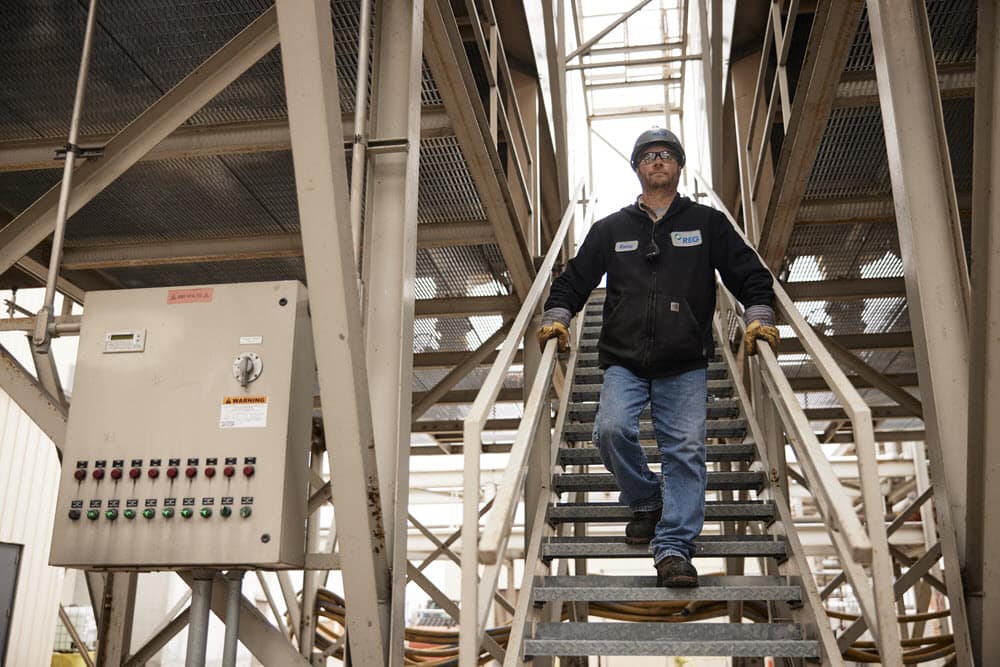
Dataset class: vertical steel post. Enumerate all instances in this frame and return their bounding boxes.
[967,2,1000,663]
[186,573,213,667]
[275,1,390,663]
[361,1,424,664]
[96,571,137,667]
[865,1,974,663]
[221,571,243,667]
[34,0,98,354]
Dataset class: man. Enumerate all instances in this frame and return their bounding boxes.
[537,127,779,587]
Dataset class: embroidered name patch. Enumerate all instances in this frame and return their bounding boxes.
[615,240,639,252]
[670,230,703,247]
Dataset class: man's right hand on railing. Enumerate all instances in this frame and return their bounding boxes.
[537,307,571,352]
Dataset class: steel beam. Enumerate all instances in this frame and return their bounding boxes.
[0,342,67,449]
[424,0,534,299]
[0,7,280,277]
[414,295,518,317]
[361,1,425,662]
[790,372,917,392]
[56,222,493,270]
[566,53,700,71]
[867,2,974,662]
[96,572,137,667]
[967,2,1000,663]
[275,1,389,663]
[783,277,906,300]
[413,348,523,368]
[564,0,652,61]
[0,110,452,173]
[757,0,864,270]
[13,256,87,304]
[782,331,913,355]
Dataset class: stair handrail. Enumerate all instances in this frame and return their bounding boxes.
[458,181,587,666]
[693,171,904,660]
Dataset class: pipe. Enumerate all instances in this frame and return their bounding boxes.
[221,571,243,667]
[349,0,374,265]
[185,573,213,667]
[33,0,98,353]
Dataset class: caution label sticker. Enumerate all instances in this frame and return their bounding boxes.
[220,395,268,429]
[167,288,213,304]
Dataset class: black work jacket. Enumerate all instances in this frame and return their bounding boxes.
[545,195,774,378]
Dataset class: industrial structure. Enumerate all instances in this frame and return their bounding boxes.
[0,0,995,665]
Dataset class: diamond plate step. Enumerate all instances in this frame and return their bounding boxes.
[574,362,730,380]
[571,381,734,401]
[548,500,775,523]
[525,622,820,658]
[532,575,802,602]
[558,443,756,466]
[542,535,788,559]
[563,418,747,441]
[569,398,741,421]
[553,471,765,493]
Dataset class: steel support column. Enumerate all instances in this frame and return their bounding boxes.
[275,1,390,663]
[866,1,973,663]
[361,1,424,663]
[0,343,67,449]
[967,1,1000,663]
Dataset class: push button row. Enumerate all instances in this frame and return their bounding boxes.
[73,465,255,482]
[70,506,251,520]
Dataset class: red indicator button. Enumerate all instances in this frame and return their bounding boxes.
[110,468,123,480]
[243,465,255,478]
[204,467,216,478]
[129,468,141,479]
[223,466,235,478]
[74,469,86,482]
[148,468,160,479]
[92,469,105,480]
[185,467,197,479]
[166,467,178,479]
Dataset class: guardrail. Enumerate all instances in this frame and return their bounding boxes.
[693,171,904,664]
[458,182,590,666]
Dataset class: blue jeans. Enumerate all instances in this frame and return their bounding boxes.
[592,365,707,562]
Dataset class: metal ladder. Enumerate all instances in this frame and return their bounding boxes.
[521,290,823,662]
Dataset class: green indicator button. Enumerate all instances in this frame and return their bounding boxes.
[200,508,212,519]
[220,506,232,518]
[142,509,155,520]
[123,509,136,520]
[162,508,174,519]
[239,506,252,519]
[180,508,193,519]
[86,510,99,521]
[105,509,118,520]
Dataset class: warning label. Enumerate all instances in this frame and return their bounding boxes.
[220,395,268,429]
[167,288,213,304]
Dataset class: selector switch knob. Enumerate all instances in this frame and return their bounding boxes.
[124,509,136,520]
[105,509,118,521]
[200,508,212,518]
[220,506,232,518]
[162,508,174,519]
[239,506,252,518]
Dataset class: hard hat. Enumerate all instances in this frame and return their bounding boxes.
[630,127,686,169]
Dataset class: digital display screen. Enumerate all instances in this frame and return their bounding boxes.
[110,333,135,341]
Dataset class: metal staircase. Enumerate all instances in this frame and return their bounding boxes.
[522,292,824,661]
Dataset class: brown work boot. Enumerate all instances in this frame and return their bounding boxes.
[624,507,661,544]
[655,555,699,587]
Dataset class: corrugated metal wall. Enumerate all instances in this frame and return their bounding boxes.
[0,388,63,665]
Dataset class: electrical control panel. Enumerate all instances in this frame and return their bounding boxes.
[49,281,315,570]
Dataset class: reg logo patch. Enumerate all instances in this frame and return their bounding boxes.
[670,230,703,247]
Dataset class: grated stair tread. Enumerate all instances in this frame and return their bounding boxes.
[553,471,765,493]
[525,622,819,658]
[568,398,741,421]
[548,500,774,523]
[532,575,802,602]
[563,418,747,440]
[558,443,755,466]
[542,535,788,559]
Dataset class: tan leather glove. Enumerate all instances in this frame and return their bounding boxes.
[744,319,779,356]
[537,321,570,353]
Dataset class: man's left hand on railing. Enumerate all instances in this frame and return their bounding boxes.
[537,307,571,352]
[743,304,779,356]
